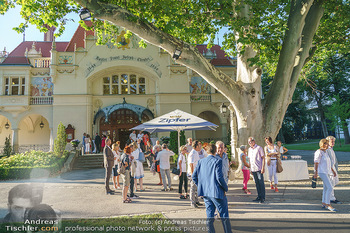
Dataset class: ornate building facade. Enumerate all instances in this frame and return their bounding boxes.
[0,24,235,152]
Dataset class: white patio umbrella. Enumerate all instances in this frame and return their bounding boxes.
[131,109,218,152]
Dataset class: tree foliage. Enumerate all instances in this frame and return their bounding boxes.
[54,122,67,157]
[1,0,350,152]
[2,135,12,157]
[169,131,186,155]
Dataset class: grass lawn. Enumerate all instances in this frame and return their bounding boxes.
[286,139,350,152]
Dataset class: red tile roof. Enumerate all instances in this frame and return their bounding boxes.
[196,44,227,59]
[196,44,234,66]
[210,58,234,66]
[8,41,68,58]
[65,21,94,52]
[0,56,30,65]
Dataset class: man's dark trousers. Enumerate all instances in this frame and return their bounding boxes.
[252,171,265,201]
[204,196,231,233]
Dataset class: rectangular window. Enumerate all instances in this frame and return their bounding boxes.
[11,77,19,95]
[5,77,9,95]
[103,77,110,94]
[21,78,25,95]
[130,75,137,94]
[139,77,145,94]
[112,75,119,94]
[121,74,128,94]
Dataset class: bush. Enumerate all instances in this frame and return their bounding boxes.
[169,131,186,154]
[54,122,67,157]
[2,135,12,157]
[0,151,67,180]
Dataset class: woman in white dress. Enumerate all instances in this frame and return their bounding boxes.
[132,142,145,191]
[112,143,121,189]
[84,134,91,154]
[264,136,280,192]
[314,139,337,211]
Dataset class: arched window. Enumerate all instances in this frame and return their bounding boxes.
[103,73,146,95]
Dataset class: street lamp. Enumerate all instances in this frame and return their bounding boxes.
[172,48,182,60]
[39,118,44,129]
[5,121,10,129]
[79,8,91,21]
[220,103,227,115]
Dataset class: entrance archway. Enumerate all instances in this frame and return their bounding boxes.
[99,109,151,148]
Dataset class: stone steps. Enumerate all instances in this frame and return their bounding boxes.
[73,154,104,170]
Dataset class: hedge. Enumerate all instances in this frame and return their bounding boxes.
[0,151,67,180]
[0,163,63,180]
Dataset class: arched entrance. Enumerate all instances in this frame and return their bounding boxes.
[94,102,154,148]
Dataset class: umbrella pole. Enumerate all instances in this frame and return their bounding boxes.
[178,130,180,156]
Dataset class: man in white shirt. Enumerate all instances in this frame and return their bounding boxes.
[129,130,137,143]
[188,140,201,208]
[216,141,230,184]
[326,136,342,204]
[186,138,193,153]
[155,144,174,191]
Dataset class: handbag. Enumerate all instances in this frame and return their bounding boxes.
[138,152,145,163]
[311,176,317,188]
[117,162,126,175]
[171,167,180,175]
[276,158,283,173]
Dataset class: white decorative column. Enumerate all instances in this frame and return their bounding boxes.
[49,127,54,151]
[12,128,19,153]
[221,122,227,142]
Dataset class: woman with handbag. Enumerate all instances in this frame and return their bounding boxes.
[264,137,280,192]
[132,141,145,191]
[112,143,121,190]
[120,146,132,203]
[178,145,189,199]
[314,139,337,212]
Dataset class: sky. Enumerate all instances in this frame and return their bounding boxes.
[0,7,80,54]
[0,6,225,55]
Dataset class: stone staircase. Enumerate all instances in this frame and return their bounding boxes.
[73,154,104,170]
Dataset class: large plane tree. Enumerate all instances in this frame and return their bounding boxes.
[1,0,349,158]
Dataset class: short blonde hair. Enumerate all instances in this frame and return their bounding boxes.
[319,139,328,148]
[326,136,336,141]
[112,143,119,151]
[131,142,138,149]
[180,145,187,152]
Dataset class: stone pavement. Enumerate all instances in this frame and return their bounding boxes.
[0,166,349,232]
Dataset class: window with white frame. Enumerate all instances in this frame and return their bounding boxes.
[4,76,25,95]
[103,73,146,95]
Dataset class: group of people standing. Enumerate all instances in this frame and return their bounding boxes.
[238,135,341,212]
[82,132,107,154]
[238,137,288,203]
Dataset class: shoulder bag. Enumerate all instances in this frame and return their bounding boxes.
[276,158,283,173]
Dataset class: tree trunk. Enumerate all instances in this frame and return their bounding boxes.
[341,120,350,144]
[315,95,328,138]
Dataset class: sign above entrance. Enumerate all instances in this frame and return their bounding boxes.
[86,55,162,78]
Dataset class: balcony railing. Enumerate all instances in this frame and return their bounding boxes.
[34,58,51,68]
[30,96,53,105]
[190,94,211,102]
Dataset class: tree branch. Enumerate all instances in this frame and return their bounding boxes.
[262,0,316,137]
[76,0,244,104]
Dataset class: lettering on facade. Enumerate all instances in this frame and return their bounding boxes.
[86,55,162,78]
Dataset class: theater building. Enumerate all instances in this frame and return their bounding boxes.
[0,24,235,152]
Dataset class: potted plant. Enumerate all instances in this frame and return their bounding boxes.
[70,139,80,151]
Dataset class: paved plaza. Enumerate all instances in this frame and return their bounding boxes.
[1,151,350,232]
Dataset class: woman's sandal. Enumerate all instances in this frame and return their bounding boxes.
[123,199,132,203]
